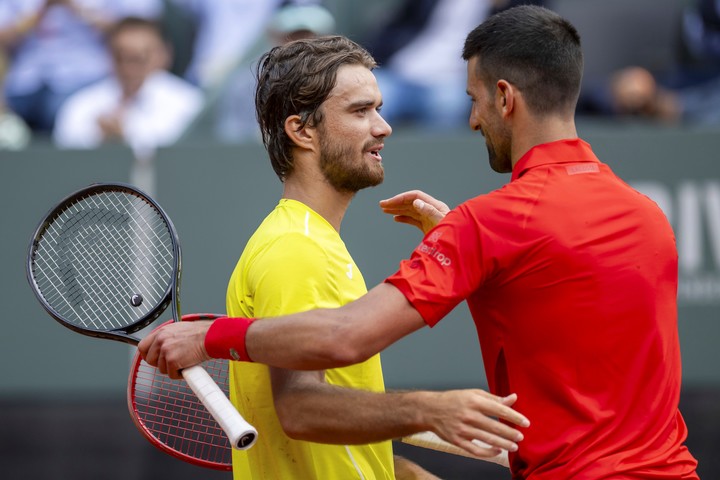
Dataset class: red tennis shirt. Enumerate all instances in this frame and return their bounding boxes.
[386,139,699,479]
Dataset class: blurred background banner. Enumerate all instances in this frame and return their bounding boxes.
[1,0,718,478]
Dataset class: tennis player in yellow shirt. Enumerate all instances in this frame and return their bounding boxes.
[145,35,528,479]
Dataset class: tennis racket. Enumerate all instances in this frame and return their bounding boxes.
[130,334,508,468]
[26,183,258,454]
[129,314,233,470]
[401,431,509,467]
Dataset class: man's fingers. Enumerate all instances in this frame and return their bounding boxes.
[138,321,212,380]
[379,190,424,207]
[478,416,525,445]
[453,427,514,457]
[138,329,159,364]
[412,199,444,221]
[137,326,176,377]
[494,397,530,428]
[459,440,504,459]
[380,190,448,212]
[456,417,523,454]
[380,192,448,236]
[392,215,422,229]
[474,390,530,427]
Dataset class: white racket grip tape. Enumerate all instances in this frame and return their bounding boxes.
[182,365,258,450]
[401,431,509,468]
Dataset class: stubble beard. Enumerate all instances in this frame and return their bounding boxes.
[320,137,384,192]
[486,125,513,174]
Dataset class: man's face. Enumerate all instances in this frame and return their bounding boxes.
[466,57,512,174]
[110,27,167,96]
[315,64,392,192]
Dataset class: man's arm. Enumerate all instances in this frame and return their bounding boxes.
[139,282,423,374]
[248,282,425,370]
[271,367,526,454]
[139,285,530,456]
[274,367,451,477]
[139,190,451,374]
[0,3,46,49]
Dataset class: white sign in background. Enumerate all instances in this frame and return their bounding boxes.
[633,180,720,305]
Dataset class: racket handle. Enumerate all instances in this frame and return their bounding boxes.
[182,364,258,450]
[401,431,509,467]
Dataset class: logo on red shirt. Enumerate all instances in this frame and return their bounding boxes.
[417,242,452,267]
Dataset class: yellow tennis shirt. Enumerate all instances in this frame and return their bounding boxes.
[226,199,394,480]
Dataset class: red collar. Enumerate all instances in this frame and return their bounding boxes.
[511,139,600,182]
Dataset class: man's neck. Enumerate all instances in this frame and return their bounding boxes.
[282,178,354,232]
[511,115,578,169]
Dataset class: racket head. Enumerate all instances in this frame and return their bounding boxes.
[128,314,232,470]
[27,183,180,344]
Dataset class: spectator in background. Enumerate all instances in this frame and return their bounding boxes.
[577,67,682,123]
[52,17,203,160]
[0,0,162,133]
[676,0,720,82]
[577,0,720,126]
[0,52,30,151]
[166,0,284,89]
[214,0,336,143]
[362,0,544,131]
[265,0,337,44]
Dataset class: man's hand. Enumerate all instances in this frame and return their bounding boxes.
[138,320,213,379]
[379,190,450,234]
[425,390,529,458]
[97,112,125,142]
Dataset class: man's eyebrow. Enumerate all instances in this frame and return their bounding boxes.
[346,99,376,110]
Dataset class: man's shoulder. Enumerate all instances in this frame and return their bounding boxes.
[459,184,513,208]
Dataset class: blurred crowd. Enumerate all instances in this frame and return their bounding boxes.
[577,0,720,125]
[1,0,719,154]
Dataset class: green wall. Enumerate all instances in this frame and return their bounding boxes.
[1,123,718,396]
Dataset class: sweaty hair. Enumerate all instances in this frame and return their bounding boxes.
[462,5,583,116]
[255,35,377,181]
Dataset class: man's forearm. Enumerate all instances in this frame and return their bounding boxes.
[274,381,438,444]
[273,378,527,455]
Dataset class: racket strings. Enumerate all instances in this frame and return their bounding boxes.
[132,358,232,466]
[32,190,175,331]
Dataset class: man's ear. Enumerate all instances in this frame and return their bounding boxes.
[496,79,514,116]
[284,115,316,151]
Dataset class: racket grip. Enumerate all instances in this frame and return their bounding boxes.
[182,364,258,450]
[401,431,509,467]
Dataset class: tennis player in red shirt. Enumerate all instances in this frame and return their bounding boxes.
[140,5,700,479]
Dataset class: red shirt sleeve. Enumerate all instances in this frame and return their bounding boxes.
[385,204,492,326]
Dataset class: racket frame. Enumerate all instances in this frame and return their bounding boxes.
[26,182,179,345]
[128,314,232,471]
[27,182,258,455]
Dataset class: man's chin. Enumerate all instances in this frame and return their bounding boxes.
[488,155,512,174]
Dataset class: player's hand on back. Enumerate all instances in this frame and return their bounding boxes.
[379,190,450,234]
